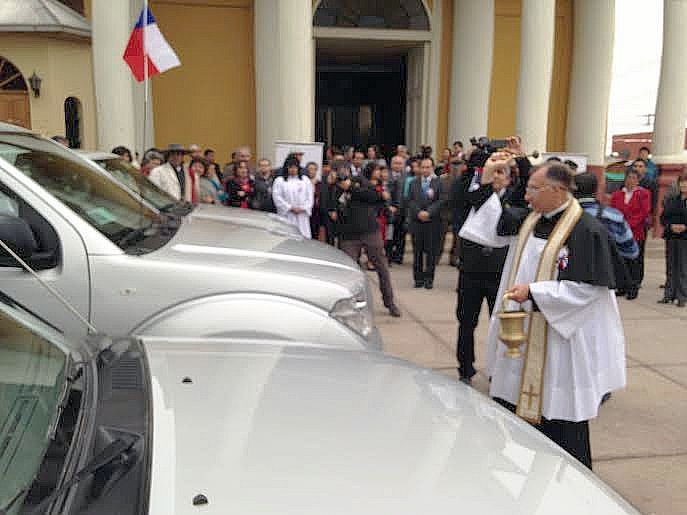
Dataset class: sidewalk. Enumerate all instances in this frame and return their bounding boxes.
[370,238,686,515]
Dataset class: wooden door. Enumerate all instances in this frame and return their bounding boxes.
[0,91,31,129]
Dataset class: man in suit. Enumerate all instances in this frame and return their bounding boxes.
[408,157,443,289]
[149,144,199,202]
[389,155,408,263]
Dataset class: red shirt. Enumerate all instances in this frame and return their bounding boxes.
[611,187,651,242]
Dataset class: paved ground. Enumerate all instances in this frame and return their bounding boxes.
[368,238,685,515]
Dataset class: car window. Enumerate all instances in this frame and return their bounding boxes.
[0,308,68,513]
[0,135,169,253]
[97,158,174,210]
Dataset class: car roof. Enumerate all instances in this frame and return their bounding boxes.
[0,122,36,134]
[76,150,120,161]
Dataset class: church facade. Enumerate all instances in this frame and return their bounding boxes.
[1,0,686,186]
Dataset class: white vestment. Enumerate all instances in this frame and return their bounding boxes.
[272,176,313,238]
[462,193,627,422]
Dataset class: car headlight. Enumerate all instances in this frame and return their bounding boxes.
[330,284,374,338]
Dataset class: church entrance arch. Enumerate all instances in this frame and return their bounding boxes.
[313,0,433,156]
[0,57,31,129]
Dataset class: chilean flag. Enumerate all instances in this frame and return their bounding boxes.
[123,7,180,82]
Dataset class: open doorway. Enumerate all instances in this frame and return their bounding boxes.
[315,40,428,157]
[312,0,433,156]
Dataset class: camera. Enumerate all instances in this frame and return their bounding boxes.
[468,136,508,169]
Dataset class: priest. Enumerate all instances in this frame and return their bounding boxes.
[461,152,626,469]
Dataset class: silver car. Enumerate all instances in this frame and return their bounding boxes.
[0,123,380,348]
[0,289,639,515]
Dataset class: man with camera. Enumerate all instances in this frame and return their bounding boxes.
[333,166,401,318]
[455,141,529,384]
[407,157,443,289]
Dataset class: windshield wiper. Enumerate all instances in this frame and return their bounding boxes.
[114,223,155,248]
[24,434,141,515]
[160,201,194,216]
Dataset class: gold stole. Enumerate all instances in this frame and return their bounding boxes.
[505,199,584,424]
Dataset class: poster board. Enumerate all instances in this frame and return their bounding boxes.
[274,141,324,180]
[540,153,588,174]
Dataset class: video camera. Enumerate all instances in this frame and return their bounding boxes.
[470,136,509,154]
[468,136,509,169]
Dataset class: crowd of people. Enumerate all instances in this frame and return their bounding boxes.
[102,137,687,316]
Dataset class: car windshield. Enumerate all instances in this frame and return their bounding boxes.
[95,157,175,211]
[0,134,169,253]
[0,302,69,513]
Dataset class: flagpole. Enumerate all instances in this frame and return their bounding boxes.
[142,0,149,161]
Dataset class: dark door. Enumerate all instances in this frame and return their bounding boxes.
[316,57,406,156]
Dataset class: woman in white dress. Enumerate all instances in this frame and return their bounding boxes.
[272,157,314,238]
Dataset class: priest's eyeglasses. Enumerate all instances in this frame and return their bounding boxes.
[525,184,552,195]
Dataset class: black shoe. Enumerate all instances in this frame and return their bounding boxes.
[657,297,674,304]
[414,281,424,288]
[388,305,402,317]
[626,290,638,300]
[424,280,434,290]
[615,290,626,297]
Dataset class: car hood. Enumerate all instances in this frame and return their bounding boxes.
[145,340,639,515]
[159,211,358,274]
[141,213,363,312]
[190,204,301,236]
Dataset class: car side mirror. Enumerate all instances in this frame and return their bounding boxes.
[0,214,38,262]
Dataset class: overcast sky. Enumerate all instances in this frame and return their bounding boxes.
[607,0,664,136]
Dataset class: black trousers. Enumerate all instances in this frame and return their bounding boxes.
[666,238,687,302]
[391,215,408,263]
[494,398,593,470]
[456,272,499,379]
[412,222,441,283]
[638,236,647,285]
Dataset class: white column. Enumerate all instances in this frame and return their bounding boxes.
[255,0,314,162]
[425,0,443,152]
[515,0,555,153]
[448,0,494,148]
[91,0,137,153]
[565,0,614,165]
[653,0,687,163]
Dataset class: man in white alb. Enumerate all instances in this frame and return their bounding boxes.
[460,152,626,469]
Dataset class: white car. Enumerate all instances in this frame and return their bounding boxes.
[0,289,640,515]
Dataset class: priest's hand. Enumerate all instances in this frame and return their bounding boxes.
[506,283,530,304]
[671,223,687,234]
[418,210,430,222]
[481,152,511,185]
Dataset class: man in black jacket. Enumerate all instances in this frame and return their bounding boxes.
[455,148,530,384]
[407,157,443,289]
[334,171,401,317]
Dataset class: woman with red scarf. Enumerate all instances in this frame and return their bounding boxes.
[226,161,255,208]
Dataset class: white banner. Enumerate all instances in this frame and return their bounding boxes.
[274,141,324,180]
